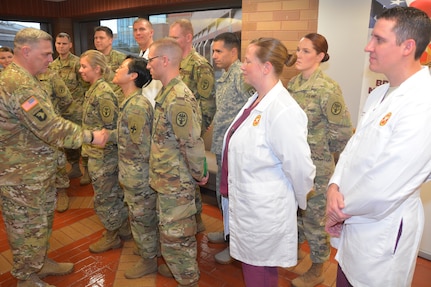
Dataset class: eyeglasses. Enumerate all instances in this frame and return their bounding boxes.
[148,55,162,63]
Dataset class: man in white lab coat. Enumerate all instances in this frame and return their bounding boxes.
[325,6,431,287]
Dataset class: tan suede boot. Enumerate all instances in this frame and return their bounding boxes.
[157,263,173,278]
[38,258,74,278]
[18,274,56,287]
[195,213,205,233]
[89,229,122,253]
[80,166,91,185]
[56,189,69,213]
[291,262,324,287]
[214,246,233,264]
[124,257,157,279]
[118,219,132,240]
[67,162,82,179]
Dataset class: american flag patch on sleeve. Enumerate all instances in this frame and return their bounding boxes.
[21,96,39,112]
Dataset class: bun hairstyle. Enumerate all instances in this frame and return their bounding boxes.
[250,37,296,76]
[285,53,297,67]
[80,49,110,76]
[303,33,330,63]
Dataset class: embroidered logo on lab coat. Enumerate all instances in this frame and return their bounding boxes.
[253,115,261,126]
[380,112,392,126]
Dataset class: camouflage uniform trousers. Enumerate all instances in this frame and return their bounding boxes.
[123,186,158,259]
[297,175,330,263]
[0,180,56,280]
[88,150,128,231]
[56,149,70,190]
[158,183,199,286]
[215,153,222,211]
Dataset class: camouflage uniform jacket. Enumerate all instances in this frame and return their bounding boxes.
[211,60,254,155]
[50,53,88,106]
[106,49,127,103]
[150,76,206,194]
[180,48,215,133]
[287,68,352,178]
[50,53,88,124]
[82,77,118,159]
[0,63,90,185]
[109,89,154,191]
[37,67,73,116]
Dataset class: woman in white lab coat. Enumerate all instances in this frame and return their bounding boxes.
[219,37,316,287]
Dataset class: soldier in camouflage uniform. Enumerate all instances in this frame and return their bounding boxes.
[0,28,106,287]
[206,32,255,264]
[287,33,353,287]
[169,19,216,232]
[147,38,207,287]
[50,32,91,185]
[38,67,74,212]
[108,56,158,279]
[79,49,130,254]
[94,26,127,103]
[0,46,14,72]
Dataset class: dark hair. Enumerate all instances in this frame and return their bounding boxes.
[214,32,240,52]
[94,26,113,38]
[0,46,14,54]
[56,32,72,41]
[249,37,296,76]
[378,6,431,60]
[125,55,152,88]
[303,33,330,63]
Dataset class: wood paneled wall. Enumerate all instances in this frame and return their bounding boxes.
[1,0,240,19]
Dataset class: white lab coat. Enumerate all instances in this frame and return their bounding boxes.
[329,67,431,287]
[224,80,315,267]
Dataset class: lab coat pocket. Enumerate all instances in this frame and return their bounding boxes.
[235,180,293,235]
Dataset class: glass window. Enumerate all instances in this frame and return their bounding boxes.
[98,8,241,62]
[0,21,41,48]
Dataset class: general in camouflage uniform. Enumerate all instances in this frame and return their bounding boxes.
[79,50,129,253]
[50,32,90,184]
[288,60,352,286]
[108,56,158,279]
[0,28,96,287]
[148,38,206,287]
[38,67,74,212]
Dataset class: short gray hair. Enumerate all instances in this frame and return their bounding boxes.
[14,28,52,50]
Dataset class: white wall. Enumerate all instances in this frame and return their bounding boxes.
[317,0,372,127]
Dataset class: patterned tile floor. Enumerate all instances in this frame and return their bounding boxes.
[0,176,430,286]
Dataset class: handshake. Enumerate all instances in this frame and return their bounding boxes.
[90,128,110,147]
